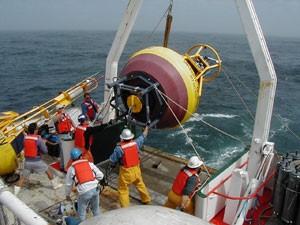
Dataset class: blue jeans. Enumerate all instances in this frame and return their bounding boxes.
[77,187,100,222]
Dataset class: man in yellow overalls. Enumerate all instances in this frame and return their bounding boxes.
[108,126,151,207]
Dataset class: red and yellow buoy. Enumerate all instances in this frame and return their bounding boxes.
[116,44,221,129]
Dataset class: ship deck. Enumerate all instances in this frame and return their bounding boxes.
[2,145,215,224]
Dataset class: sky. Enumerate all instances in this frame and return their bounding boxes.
[0,0,299,38]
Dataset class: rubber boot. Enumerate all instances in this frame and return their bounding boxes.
[14,186,21,196]
[51,177,63,190]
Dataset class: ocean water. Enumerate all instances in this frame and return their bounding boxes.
[1,30,300,169]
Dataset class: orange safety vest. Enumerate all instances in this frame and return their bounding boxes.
[120,140,140,168]
[74,124,88,148]
[83,100,98,120]
[172,168,200,197]
[24,134,41,158]
[56,114,72,134]
[72,159,95,185]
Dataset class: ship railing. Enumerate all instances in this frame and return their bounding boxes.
[208,170,275,200]
[195,149,249,221]
[195,148,276,223]
[0,77,98,142]
[0,180,48,225]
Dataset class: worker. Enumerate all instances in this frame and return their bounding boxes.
[74,114,92,154]
[108,126,151,207]
[81,92,100,121]
[65,148,104,222]
[52,104,76,171]
[65,114,94,171]
[14,122,63,195]
[163,156,203,215]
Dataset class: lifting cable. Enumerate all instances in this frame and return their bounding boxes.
[155,87,212,178]
[156,88,248,144]
[157,87,216,200]
[136,1,173,51]
[222,65,300,142]
[222,67,255,121]
[155,86,253,191]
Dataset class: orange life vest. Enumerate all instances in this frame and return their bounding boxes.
[172,168,200,197]
[74,124,88,148]
[56,114,72,134]
[24,134,41,158]
[83,100,98,120]
[120,140,140,168]
[72,159,95,185]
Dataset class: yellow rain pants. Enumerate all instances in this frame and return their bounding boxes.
[118,164,151,207]
[163,190,194,215]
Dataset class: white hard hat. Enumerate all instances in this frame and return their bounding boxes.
[120,129,134,140]
[56,104,65,110]
[187,156,203,168]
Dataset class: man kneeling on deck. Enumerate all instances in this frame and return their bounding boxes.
[65,148,104,222]
[163,156,203,215]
